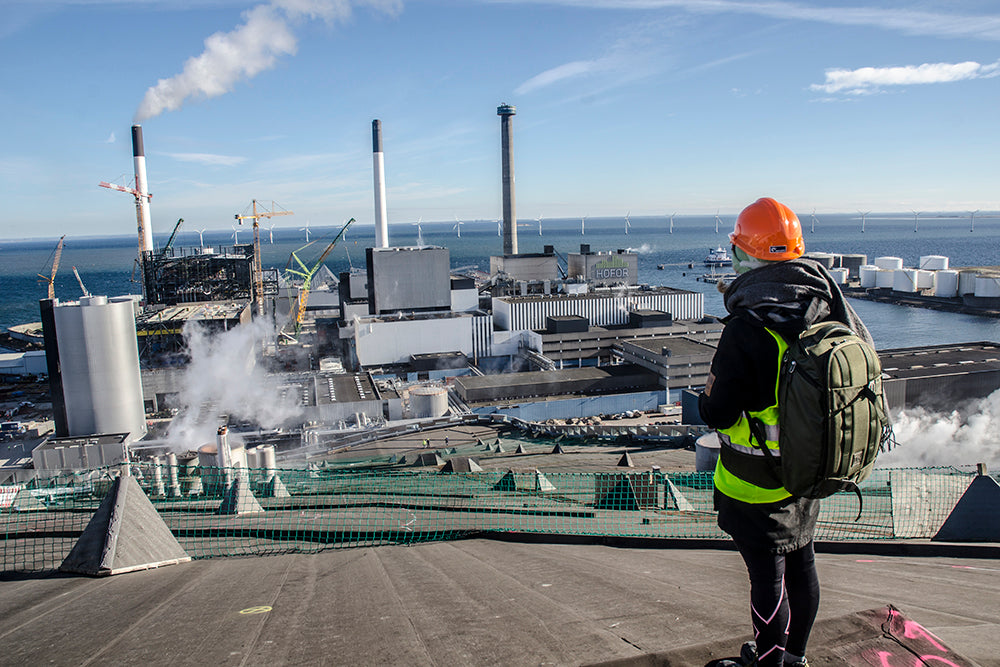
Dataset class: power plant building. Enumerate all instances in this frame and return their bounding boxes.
[567,248,639,286]
[366,246,451,314]
[492,286,704,332]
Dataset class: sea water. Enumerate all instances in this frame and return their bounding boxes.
[2,214,998,349]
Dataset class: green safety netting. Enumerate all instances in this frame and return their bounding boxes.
[0,463,980,573]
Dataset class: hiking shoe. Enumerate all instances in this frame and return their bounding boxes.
[784,659,808,667]
[740,641,758,664]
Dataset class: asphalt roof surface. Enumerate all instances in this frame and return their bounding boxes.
[2,538,998,666]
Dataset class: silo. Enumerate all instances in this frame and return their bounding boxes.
[410,384,449,418]
[52,295,146,441]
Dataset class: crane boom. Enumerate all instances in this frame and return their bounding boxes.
[37,235,66,300]
[72,266,90,297]
[162,218,184,256]
[284,218,354,338]
[235,200,293,317]
[100,177,153,300]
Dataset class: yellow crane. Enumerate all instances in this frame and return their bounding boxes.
[235,200,293,317]
[37,235,66,300]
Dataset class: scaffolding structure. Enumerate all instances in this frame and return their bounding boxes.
[141,245,277,307]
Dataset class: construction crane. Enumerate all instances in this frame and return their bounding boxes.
[37,235,66,300]
[161,218,184,257]
[72,266,91,298]
[283,218,354,339]
[235,200,293,317]
[99,176,152,299]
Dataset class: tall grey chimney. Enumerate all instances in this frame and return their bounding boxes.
[372,120,389,248]
[497,104,518,255]
[131,125,153,254]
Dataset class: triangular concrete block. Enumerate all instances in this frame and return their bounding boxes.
[262,475,290,499]
[534,470,556,492]
[494,443,506,453]
[551,443,565,454]
[218,476,264,515]
[11,489,46,511]
[595,477,640,511]
[933,474,1000,541]
[440,457,484,473]
[666,479,695,512]
[515,444,528,454]
[60,475,190,576]
[617,451,635,467]
[388,454,398,464]
[493,470,521,492]
[494,437,502,446]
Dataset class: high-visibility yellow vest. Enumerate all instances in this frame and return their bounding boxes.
[713,328,792,504]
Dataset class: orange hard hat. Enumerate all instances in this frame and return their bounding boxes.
[729,197,804,261]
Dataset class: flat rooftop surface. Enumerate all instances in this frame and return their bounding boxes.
[2,539,998,666]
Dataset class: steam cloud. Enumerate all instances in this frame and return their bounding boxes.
[135,0,401,122]
[164,318,303,451]
[877,388,1000,469]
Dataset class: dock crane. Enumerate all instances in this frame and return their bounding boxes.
[235,200,293,317]
[99,176,152,299]
[161,218,184,257]
[37,235,66,299]
[283,218,354,340]
[72,267,91,298]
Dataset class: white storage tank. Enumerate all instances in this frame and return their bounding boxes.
[805,252,835,269]
[959,271,980,295]
[52,295,146,441]
[875,256,904,271]
[915,270,934,290]
[410,384,449,418]
[975,276,1000,298]
[875,269,895,289]
[935,270,959,297]
[892,269,918,293]
[859,265,879,288]
[829,267,849,284]
[919,255,949,271]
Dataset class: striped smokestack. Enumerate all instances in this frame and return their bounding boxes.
[372,120,389,249]
[131,125,153,254]
[497,104,518,255]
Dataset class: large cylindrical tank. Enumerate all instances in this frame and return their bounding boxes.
[975,276,1000,298]
[53,295,146,440]
[410,384,449,418]
[875,269,895,288]
[892,269,917,293]
[859,265,879,288]
[934,270,959,297]
[695,432,720,472]
[919,255,949,271]
[806,252,835,269]
[959,271,980,295]
[839,254,867,279]
[875,256,903,271]
[915,270,934,290]
[829,267,849,284]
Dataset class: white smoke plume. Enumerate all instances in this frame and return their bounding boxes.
[135,0,402,122]
[164,318,303,451]
[877,388,1000,470]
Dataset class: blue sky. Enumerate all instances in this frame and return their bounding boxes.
[2,0,999,239]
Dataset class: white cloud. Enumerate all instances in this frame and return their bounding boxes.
[166,152,248,166]
[490,1,1000,41]
[810,60,1000,95]
[515,59,603,94]
[105,131,116,144]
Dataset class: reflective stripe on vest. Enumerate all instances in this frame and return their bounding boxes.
[713,327,792,504]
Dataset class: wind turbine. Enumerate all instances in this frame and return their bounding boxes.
[668,213,675,234]
[196,228,206,248]
[810,209,818,233]
[537,215,543,236]
[453,215,463,238]
[300,220,311,242]
[969,209,979,232]
[496,218,502,237]
[414,216,424,246]
[911,210,921,233]
[267,223,276,244]
[624,211,631,235]
[581,216,586,235]
[858,211,870,233]
[231,225,241,245]
[715,210,722,234]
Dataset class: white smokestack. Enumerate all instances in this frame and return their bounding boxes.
[132,125,153,254]
[372,119,389,248]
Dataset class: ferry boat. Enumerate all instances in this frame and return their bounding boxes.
[704,246,732,267]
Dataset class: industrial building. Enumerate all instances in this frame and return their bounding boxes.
[879,341,1000,411]
[616,336,719,399]
[136,301,252,366]
[141,244,276,307]
[567,246,639,286]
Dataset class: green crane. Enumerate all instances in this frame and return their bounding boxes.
[283,217,354,338]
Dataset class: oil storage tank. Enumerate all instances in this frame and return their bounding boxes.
[410,384,449,418]
[49,296,147,442]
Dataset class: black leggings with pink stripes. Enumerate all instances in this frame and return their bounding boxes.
[734,539,820,666]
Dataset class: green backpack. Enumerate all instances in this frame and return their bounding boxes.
[748,320,892,507]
